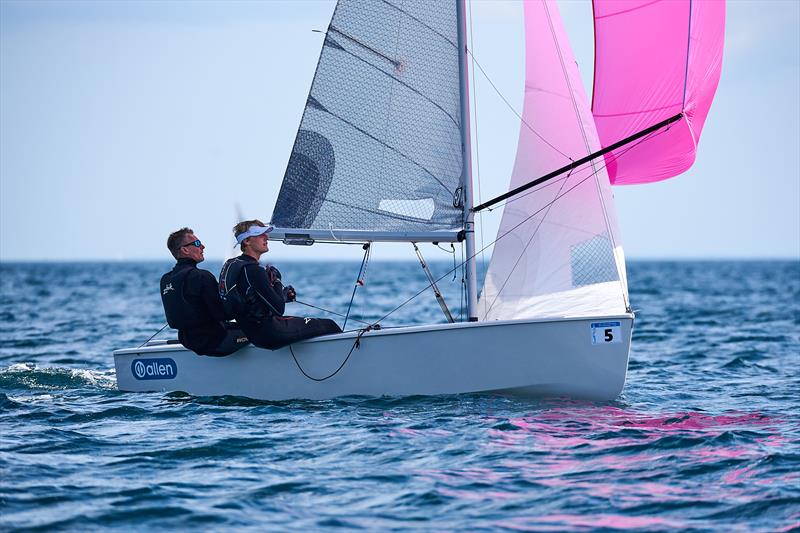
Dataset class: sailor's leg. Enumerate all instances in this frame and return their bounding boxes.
[257,316,342,350]
[203,328,250,356]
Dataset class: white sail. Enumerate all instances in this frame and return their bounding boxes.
[479,0,628,320]
[270,0,466,238]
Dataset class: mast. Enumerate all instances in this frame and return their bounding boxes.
[456,0,479,322]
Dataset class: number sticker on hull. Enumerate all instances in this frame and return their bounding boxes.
[590,321,621,345]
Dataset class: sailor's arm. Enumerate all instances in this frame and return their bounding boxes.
[267,266,296,302]
[247,264,286,316]
[197,270,228,322]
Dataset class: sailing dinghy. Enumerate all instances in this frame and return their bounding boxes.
[114,0,724,400]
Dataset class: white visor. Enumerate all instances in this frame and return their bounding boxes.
[235,224,273,245]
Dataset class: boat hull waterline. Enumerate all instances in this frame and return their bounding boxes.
[114,315,634,401]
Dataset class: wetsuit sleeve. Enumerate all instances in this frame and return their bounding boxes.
[244,263,286,316]
[194,270,228,322]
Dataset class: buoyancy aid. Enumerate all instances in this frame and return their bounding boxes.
[219,257,271,322]
[160,262,208,330]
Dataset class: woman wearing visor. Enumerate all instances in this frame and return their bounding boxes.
[218,219,342,350]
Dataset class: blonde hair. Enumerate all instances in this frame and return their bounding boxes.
[233,219,267,251]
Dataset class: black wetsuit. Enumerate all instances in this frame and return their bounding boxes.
[160,258,248,356]
[222,254,341,350]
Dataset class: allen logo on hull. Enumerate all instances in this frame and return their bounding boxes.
[132,358,178,380]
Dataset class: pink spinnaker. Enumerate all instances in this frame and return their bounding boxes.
[592,0,725,185]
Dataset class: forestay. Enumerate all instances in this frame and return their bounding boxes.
[479,0,628,321]
[271,0,466,238]
[592,0,725,185]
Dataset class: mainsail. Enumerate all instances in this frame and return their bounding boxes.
[592,0,725,185]
[479,0,628,320]
[270,0,466,237]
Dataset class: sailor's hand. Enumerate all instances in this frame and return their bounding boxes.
[284,285,297,302]
[267,265,282,285]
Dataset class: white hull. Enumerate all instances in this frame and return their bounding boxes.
[114,315,633,401]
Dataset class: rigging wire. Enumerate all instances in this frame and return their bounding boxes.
[138,324,169,348]
[481,173,573,318]
[543,0,631,313]
[343,243,371,330]
[373,125,673,325]
[465,48,573,162]
[285,131,672,378]
[294,299,373,327]
[284,127,668,332]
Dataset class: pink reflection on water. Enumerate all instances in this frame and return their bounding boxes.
[412,406,787,518]
[494,513,687,531]
[486,407,777,454]
[480,405,784,508]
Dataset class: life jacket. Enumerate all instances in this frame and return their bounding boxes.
[219,257,269,322]
[160,263,208,330]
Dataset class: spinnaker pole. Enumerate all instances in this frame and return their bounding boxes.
[456,0,479,322]
[472,112,684,213]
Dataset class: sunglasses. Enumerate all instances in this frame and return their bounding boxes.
[181,239,202,248]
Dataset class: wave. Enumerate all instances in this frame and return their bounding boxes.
[0,363,116,391]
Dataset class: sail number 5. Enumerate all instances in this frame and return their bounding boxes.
[590,321,622,345]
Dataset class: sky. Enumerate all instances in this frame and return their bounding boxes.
[1,0,798,262]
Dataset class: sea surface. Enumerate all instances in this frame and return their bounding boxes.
[1,260,798,532]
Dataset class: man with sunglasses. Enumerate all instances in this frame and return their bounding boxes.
[160,227,248,356]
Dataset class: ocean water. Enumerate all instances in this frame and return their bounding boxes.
[1,260,798,531]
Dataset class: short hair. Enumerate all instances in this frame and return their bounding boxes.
[233,219,267,251]
[167,227,193,259]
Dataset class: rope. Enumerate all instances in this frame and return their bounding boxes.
[138,323,169,348]
[289,325,375,382]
